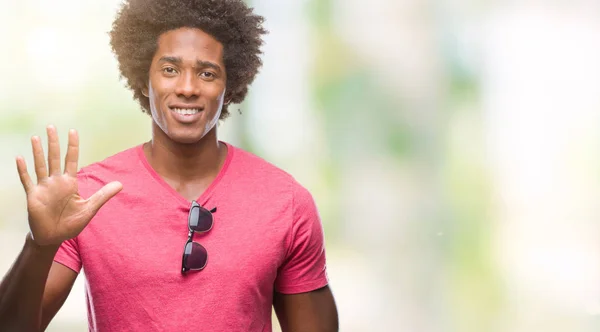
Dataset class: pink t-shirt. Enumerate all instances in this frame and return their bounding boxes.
[53,143,329,331]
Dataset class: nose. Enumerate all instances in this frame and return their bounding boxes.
[174,72,200,99]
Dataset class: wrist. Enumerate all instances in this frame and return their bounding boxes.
[25,232,60,256]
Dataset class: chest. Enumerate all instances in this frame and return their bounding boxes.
[78,197,290,295]
[163,178,212,202]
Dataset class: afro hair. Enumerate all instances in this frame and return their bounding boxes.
[109,0,267,119]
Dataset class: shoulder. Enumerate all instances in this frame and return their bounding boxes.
[225,144,316,205]
[77,145,140,177]
[76,145,141,195]
[228,144,308,191]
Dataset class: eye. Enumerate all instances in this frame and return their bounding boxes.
[200,72,215,79]
[162,67,178,75]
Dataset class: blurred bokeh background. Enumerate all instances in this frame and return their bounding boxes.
[1,0,600,331]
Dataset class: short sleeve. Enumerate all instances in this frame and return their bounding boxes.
[54,238,82,273]
[274,185,329,294]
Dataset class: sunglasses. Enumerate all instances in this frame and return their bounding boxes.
[181,201,216,274]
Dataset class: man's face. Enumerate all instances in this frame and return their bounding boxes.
[144,27,227,144]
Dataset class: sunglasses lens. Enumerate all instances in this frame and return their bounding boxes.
[183,241,208,271]
[189,205,213,232]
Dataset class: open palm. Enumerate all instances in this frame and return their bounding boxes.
[16,126,122,246]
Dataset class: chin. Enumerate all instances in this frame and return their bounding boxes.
[169,132,207,145]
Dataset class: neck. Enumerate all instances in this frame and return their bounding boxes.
[144,122,225,182]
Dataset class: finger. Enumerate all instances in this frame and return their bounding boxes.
[86,181,123,216]
[64,129,79,176]
[31,136,48,182]
[16,156,33,193]
[47,125,61,175]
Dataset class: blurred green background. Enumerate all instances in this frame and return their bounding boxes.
[1,0,600,331]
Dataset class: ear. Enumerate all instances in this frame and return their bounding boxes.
[140,78,150,97]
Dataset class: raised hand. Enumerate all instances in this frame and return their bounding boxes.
[15,126,122,246]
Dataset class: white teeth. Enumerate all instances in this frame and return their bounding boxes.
[172,108,199,115]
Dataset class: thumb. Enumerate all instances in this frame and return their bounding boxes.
[86,181,123,215]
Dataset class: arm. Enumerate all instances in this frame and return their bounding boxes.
[0,126,121,330]
[274,184,338,331]
[273,286,338,332]
[41,261,79,330]
[0,235,78,331]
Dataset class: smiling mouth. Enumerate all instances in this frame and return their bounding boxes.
[171,107,201,115]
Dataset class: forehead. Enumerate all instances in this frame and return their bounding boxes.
[154,27,224,64]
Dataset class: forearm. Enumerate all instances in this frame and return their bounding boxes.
[0,233,59,331]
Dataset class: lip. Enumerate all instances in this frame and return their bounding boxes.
[169,104,204,110]
[168,105,204,124]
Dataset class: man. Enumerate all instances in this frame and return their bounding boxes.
[0,0,338,331]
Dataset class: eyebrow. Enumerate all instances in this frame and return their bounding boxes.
[158,56,222,72]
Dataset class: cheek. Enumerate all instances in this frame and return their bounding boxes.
[147,87,160,112]
[147,88,167,126]
[148,80,172,108]
[208,84,226,104]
